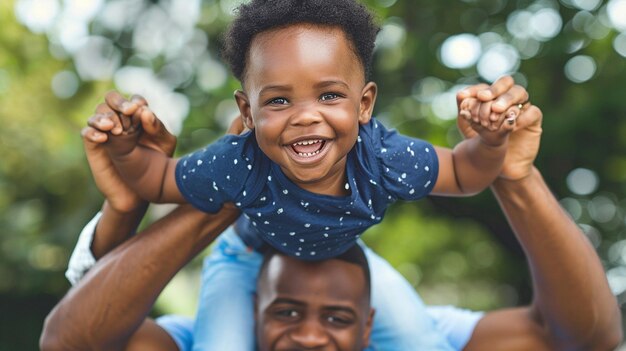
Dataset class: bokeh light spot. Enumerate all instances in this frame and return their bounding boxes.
[564,55,596,83]
[613,32,626,57]
[440,34,482,69]
[607,0,626,31]
[572,0,602,11]
[15,0,60,33]
[566,167,599,195]
[530,8,563,41]
[197,58,228,92]
[477,44,520,82]
[74,36,121,81]
[376,20,407,49]
[51,70,79,99]
[560,197,583,220]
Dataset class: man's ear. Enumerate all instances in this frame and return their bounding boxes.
[362,308,375,348]
[234,90,254,129]
[358,82,377,125]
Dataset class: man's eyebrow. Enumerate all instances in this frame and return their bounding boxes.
[323,306,357,316]
[270,298,306,306]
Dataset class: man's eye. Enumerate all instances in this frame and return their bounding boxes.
[325,315,352,326]
[320,93,340,101]
[268,97,288,105]
[275,309,299,319]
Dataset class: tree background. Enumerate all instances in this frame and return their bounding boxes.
[1,0,625,349]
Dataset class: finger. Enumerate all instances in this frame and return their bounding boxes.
[226,116,245,135]
[458,98,475,120]
[81,126,109,145]
[130,94,148,107]
[477,75,514,102]
[105,90,140,115]
[136,106,160,135]
[88,111,119,133]
[468,99,481,124]
[491,85,529,114]
[491,105,520,132]
[478,101,493,128]
[93,103,124,134]
[456,84,490,107]
[514,104,542,130]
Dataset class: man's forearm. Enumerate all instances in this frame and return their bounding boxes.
[490,168,622,349]
[452,137,507,195]
[41,205,239,350]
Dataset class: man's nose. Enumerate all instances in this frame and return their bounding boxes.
[289,103,323,127]
[289,318,330,348]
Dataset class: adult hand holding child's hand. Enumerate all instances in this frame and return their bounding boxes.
[456,77,543,181]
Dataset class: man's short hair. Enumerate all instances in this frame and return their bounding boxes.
[221,0,380,82]
[258,244,372,300]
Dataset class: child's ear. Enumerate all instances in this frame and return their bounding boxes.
[358,82,377,125]
[234,90,254,129]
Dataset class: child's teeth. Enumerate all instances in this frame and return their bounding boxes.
[293,139,321,146]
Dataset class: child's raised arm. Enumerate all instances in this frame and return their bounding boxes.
[90,91,184,204]
[431,76,529,196]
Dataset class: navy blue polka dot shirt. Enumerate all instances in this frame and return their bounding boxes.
[176,118,438,260]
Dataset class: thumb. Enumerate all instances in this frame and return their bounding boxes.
[514,105,543,131]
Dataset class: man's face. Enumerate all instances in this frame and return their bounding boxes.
[235,24,377,196]
[256,254,373,351]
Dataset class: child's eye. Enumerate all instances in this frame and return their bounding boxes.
[268,97,289,105]
[320,93,341,102]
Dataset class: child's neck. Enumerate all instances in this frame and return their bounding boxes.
[285,167,350,197]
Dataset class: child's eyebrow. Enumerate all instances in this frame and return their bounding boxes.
[314,80,349,90]
[259,84,291,95]
[259,80,350,95]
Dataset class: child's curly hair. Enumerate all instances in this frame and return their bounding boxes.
[222,0,380,83]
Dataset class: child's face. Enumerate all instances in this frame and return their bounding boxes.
[235,24,377,195]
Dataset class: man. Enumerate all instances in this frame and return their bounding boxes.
[40,86,622,350]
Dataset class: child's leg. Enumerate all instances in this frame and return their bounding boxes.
[192,226,262,351]
[362,243,455,350]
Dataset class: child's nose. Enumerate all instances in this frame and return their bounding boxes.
[290,104,323,127]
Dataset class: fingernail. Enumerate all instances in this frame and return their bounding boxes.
[121,102,132,112]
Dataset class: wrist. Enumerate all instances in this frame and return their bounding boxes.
[491,166,541,193]
[103,200,148,217]
[478,135,509,149]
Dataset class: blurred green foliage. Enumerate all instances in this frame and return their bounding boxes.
[1,0,625,349]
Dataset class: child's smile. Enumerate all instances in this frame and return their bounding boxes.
[286,138,330,163]
[235,24,377,196]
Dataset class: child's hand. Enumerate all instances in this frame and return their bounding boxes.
[82,94,176,212]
